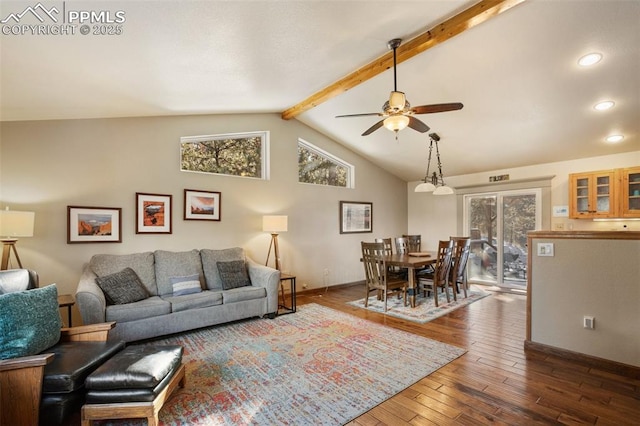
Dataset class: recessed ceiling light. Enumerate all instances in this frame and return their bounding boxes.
[606,134,624,143]
[594,100,615,111]
[578,52,603,67]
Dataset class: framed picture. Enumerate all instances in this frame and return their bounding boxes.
[339,201,372,234]
[184,189,221,221]
[67,206,122,243]
[136,192,172,234]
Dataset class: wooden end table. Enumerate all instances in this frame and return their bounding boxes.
[278,274,296,315]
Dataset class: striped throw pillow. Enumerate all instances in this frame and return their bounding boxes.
[170,274,202,296]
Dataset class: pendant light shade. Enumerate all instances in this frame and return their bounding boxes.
[414,133,455,195]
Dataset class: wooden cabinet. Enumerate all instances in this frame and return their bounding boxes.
[569,169,618,218]
[621,166,640,218]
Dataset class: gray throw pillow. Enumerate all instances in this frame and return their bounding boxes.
[96,268,150,305]
[217,260,251,290]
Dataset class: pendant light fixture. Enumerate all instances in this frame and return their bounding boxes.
[414,133,455,195]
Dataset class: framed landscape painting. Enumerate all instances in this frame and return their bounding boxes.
[67,206,122,243]
[184,189,221,221]
[339,201,372,234]
[136,192,172,234]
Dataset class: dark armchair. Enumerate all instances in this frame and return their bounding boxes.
[0,278,124,426]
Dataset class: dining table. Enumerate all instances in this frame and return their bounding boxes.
[382,252,436,308]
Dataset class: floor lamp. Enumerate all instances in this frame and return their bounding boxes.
[0,209,35,270]
[262,215,287,271]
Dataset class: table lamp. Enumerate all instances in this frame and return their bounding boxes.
[0,208,35,270]
[262,215,287,271]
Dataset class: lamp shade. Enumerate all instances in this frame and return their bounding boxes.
[262,215,288,233]
[0,210,35,238]
[414,182,436,193]
[433,185,455,195]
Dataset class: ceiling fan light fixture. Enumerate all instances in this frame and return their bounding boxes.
[389,91,406,110]
[383,114,409,132]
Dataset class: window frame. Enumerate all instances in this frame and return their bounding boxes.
[180,131,270,180]
[297,138,354,188]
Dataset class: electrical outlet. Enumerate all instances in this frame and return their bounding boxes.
[323,269,330,276]
[302,282,308,289]
[583,316,595,329]
[553,222,565,231]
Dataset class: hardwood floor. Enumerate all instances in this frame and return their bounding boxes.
[297,285,640,425]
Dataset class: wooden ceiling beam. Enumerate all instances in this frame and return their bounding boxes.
[281,0,526,120]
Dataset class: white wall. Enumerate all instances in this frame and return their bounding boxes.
[530,234,640,367]
[0,113,408,297]
[408,151,640,250]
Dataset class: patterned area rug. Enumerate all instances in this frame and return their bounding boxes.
[347,285,490,324]
[103,303,465,425]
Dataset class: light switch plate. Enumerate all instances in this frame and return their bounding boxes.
[537,243,554,256]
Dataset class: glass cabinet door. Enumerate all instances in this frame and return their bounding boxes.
[622,167,640,218]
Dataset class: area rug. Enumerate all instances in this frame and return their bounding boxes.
[103,303,465,425]
[347,285,490,324]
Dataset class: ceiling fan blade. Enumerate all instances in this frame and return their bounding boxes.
[336,112,383,118]
[407,116,430,133]
[362,119,385,136]
[410,102,464,115]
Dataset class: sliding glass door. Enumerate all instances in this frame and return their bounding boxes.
[464,189,540,289]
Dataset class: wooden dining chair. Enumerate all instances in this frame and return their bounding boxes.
[449,237,471,298]
[402,234,422,253]
[417,240,454,307]
[361,241,408,312]
[394,237,409,254]
[375,238,405,280]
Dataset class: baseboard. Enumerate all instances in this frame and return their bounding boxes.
[524,340,640,379]
[296,281,362,296]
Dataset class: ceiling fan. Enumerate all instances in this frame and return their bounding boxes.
[336,38,463,137]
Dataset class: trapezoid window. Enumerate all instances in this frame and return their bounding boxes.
[298,139,353,188]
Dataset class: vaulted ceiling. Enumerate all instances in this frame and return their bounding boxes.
[1,0,638,180]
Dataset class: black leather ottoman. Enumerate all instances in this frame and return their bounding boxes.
[81,345,185,426]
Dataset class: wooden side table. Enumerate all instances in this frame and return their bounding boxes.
[58,294,75,327]
[278,274,296,315]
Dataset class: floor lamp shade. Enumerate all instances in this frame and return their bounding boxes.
[0,210,35,270]
[263,215,287,271]
[0,210,35,238]
[262,215,288,233]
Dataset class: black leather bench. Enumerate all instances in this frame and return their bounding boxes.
[81,345,185,426]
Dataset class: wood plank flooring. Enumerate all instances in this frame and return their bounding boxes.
[297,285,639,425]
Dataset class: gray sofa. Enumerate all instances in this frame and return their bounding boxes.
[76,248,280,342]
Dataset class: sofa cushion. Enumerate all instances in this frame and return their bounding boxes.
[222,286,267,304]
[90,252,157,296]
[105,296,171,323]
[200,247,245,290]
[154,250,204,297]
[217,260,251,290]
[170,274,202,296]
[0,284,61,360]
[162,290,223,313]
[96,268,150,305]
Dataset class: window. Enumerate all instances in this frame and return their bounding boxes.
[298,139,353,188]
[180,131,269,179]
